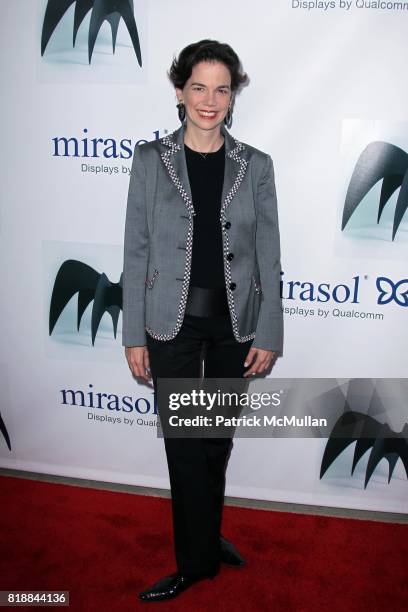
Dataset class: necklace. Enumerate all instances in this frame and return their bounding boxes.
[184,141,224,160]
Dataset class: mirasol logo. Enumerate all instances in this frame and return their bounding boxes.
[60,383,158,424]
[51,128,163,158]
[280,272,408,308]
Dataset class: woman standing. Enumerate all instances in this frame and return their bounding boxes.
[123,39,283,602]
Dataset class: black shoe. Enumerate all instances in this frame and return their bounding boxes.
[138,571,216,602]
[220,536,246,567]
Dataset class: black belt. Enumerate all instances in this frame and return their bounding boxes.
[185,285,229,317]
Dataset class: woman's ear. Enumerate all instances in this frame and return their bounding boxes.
[175,87,183,103]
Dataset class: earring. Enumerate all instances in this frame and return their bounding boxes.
[224,104,233,129]
[177,101,186,122]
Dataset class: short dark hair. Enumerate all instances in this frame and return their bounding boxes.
[168,39,249,93]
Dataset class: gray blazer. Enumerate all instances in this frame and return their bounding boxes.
[122,123,283,352]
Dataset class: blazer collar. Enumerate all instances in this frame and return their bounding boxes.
[160,123,248,217]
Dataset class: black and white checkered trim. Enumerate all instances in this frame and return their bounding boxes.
[146,130,253,343]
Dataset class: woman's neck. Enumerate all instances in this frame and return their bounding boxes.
[183,122,224,153]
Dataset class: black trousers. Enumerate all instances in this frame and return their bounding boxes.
[146,312,253,576]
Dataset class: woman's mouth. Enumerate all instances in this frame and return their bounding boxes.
[197,110,218,120]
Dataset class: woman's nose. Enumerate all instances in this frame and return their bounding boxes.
[204,91,216,106]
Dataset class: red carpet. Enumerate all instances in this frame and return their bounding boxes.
[0,475,407,611]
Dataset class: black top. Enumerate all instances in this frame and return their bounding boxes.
[184,142,226,289]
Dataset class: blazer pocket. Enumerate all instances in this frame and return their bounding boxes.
[146,268,159,289]
[252,275,262,295]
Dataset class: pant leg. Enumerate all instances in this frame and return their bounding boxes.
[146,315,221,576]
[201,314,253,538]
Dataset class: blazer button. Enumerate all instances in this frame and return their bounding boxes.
[229,282,236,290]
[227,252,234,261]
[224,221,231,229]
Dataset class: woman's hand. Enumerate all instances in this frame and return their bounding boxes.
[243,347,277,377]
[125,346,151,382]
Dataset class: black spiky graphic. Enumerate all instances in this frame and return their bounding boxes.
[41,0,142,65]
[320,410,408,488]
[0,412,11,451]
[341,141,408,240]
[49,259,123,345]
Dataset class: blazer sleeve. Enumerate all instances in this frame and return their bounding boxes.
[252,154,284,353]
[122,144,149,347]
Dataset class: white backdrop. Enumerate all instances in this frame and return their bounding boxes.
[0,0,407,513]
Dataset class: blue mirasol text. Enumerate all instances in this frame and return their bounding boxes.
[60,383,158,415]
[280,272,360,304]
[52,128,162,158]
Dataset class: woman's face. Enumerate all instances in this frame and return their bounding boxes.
[176,60,232,132]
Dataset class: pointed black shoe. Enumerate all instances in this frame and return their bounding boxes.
[138,571,216,602]
[220,536,246,567]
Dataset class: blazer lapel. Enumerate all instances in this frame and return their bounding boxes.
[160,122,248,218]
[220,124,249,217]
[160,124,195,216]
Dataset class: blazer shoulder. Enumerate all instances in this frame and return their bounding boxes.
[235,139,274,180]
[132,137,164,164]
[237,139,272,165]
[135,138,162,153]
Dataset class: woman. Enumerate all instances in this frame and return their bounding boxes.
[123,39,283,602]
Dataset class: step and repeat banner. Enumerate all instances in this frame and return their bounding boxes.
[0,0,407,513]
